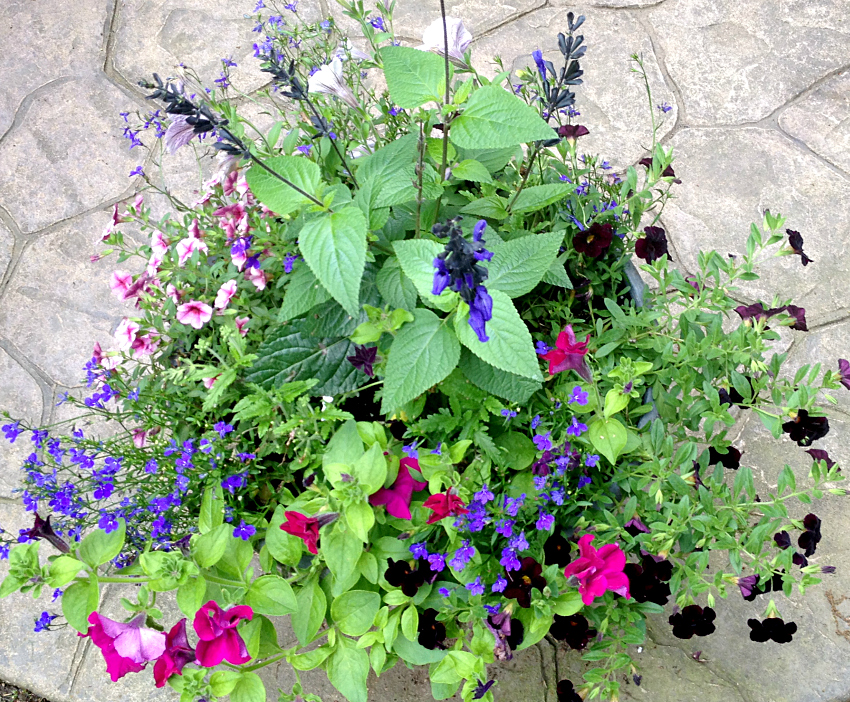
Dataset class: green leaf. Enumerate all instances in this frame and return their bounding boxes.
[381,308,460,413]
[266,505,303,566]
[62,579,99,633]
[177,576,207,618]
[381,46,445,108]
[450,85,555,149]
[292,577,327,646]
[493,431,537,471]
[279,263,332,321]
[47,556,85,588]
[588,418,628,464]
[456,145,519,173]
[298,207,366,317]
[198,485,224,534]
[324,526,364,585]
[551,590,584,616]
[542,254,573,288]
[345,501,375,542]
[603,389,630,418]
[245,155,321,216]
[351,443,388,493]
[393,239,459,311]
[192,523,231,568]
[401,604,419,642]
[327,637,369,702]
[245,575,297,616]
[290,646,332,671]
[430,650,478,684]
[209,670,243,697]
[451,159,493,183]
[454,289,541,380]
[324,419,365,467]
[392,633,446,664]
[510,184,573,214]
[460,195,508,220]
[487,231,564,297]
[330,590,381,636]
[78,519,126,568]
[355,134,418,207]
[229,672,266,702]
[376,257,419,311]
[245,320,360,396]
[459,349,540,403]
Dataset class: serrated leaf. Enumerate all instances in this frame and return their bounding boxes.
[454,289,541,380]
[510,184,573,214]
[460,195,508,220]
[458,349,540,403]
[381,46,446,108]
[279,264,332,321]
[381,308,460,413]
[451,159,493,183]
[456,145,519,173]
[393,239,459,312]
[354,134,418,207]
[245,155,322,216]
[377,256,419,311]
[298,207,366,317]
[450,85,556,149]
[542,254,573,288]
[487,231,563,297]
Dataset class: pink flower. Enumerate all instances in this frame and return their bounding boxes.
[203,375,220,389]
[245,267,266,290]
[101,204,130,241]
[234,316,250,337]
[222,170,239,197]
[147,251,164,277]
[280,512,321,554]
[188,218,203,239]
[193,601,253,667]
[166,284,181,304]
[115,318,140,351]
[176,236,209,267]
[151,231,170,256]
[176,300,213,329]
[542,325,592,381]
[92,341,105,365]
[563,534,631,605]
[214,280,238,309]
[132,429,147,448]
[213,202,248,239]
[109,271,133,299]
[369,457,427,520]
[153,618,195,688]
[131,333,159,359]
[82,612,166,682]
[423,491,469,524]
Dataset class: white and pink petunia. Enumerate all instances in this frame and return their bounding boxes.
[214,280,239,309]
[176,300,213,329]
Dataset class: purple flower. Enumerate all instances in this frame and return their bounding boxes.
[531,414,541,430]
[838,359,850,390]
[144,459,158,474]
[500,548,521,571]
[98,513,119,533]
[500,409,517,419]
[566,417,588,437]
[737,574,759,599]
[369,16,386,31]
[410,542,429,559]
[466,577,485,596]
[531,49,546,80]
[536,341,552,355]
[483,604,501,615]
[577,476,592,489]
[585,454,600,468]
[347,345,378,377]
[495,519,515,538]
[129,166,144,177]
[428,553,446,572]
[52,589,63,602]
[492,575,508,593]
[403,441,420,459]
[233,520,256,541]
[468,286,493,343]
[536,512,555,531]
[34,611,57,633]
[509,531,529,551]
[504,494,525,517]
[533,432,552,451]
[657,102,672,113]
[389,106,402,116]
[474,485,494,503]
[439,587,451,597]
[2,422,22,443]
[214,422,234,438]
[449,540,475,571]
[221,472,247,494]
[237,452,256,462]
[295,144,312,156]
[569,386,589,406]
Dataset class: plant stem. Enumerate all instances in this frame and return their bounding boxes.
[506,147,540,211]
[438,0,451,180]
[414,121,426,238]
[303,97,358,186]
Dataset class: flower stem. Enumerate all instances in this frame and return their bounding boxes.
[438,0,451,178]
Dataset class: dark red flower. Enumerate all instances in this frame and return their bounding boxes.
[504,557,546,608]
[805,448,837,470]
[280,512,320,554]
[707,446,742,470]
[556,124,589,143]
[786,229,812,266]
[782,409,829,446]
[668,605,716,639]
[543,533,573,567]
[797,513,822,557]
[24,513,70,553]
[638,157,681,183]
[153,619,195,688]
[549,614,596,650]
[748,617,797,643]
[556,679,583,702]
[573,222,614,258]
[635,226,672,264]
[417,608,446,649]
[423,491,468,524]
[734,302,780,324]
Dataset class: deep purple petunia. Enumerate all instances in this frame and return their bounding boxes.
[573,222,613,258]
[786,229,812,266]
[638,157,681,183]
[347,345,378,377]
[668,605,716,639]
[556,124,589,143]
[838,359,850,390]
[549,613,596,650]
[782,409,829,446]
[748,617,797,643]
[635,226,672,264]
[23,513,70,553]
[805,448,837,470]
[707,446,742,470]
[797,513,822,557]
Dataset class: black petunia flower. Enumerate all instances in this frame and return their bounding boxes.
[384,558,435,597]
[668,605,716,639]
[748,617,797,644]
[417,608,447,649]
[786,229,812,266]
[806,448,837,470]
[635,226,672,264]
[556,679,583,702]
[549,614,596,650]
[573,222,614,258]
[347,345,378,377]
[624,516,651,538]
[504,557,547,608]
[797,513,822,557]
[556,124,589,144]
[782,409,829,446]
[544,533,573,567]
[707,446,742,470]
[505,618,524,652]
[638,157,682,183]
[24,513,70,554]
[625,555,673,606]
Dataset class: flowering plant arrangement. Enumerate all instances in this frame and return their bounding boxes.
[1,1,846,701]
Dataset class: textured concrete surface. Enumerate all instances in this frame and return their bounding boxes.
[0,0,849,700]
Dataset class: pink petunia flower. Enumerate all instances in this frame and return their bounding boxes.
[176,300,212,329]
[114,318,140,352]
[131,333,159,359]
[214,280,238,309]
[244,266,266,290]
[109,271,133,299]
[100,204,130,241]
[280,512,321,554]
[166,284,181,305]
[82,611,166,682]
[146,251,164,277]
[188,218,204,239]
[153,618,195,688]
[150,231,170,256]
[563,534,631,605]
[193,601,253,667]
[369,457,427,520]
[541,325,592,381]
[234,316,250,337]
[132,429,148,448]
[176,236,209,267]
[203,375,220,390]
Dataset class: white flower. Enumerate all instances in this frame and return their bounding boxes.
[333,40,371,63]
[307,57,359,110]
[418,17,472,66]
[163,115,196,154]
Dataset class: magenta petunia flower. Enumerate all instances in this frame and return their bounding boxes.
[193,601,253,667]
[281,511,321,554]
[234,316,250,337]
[176,300,213,329]
[541,325,592,381]
[176,235,209,267]
[214,280,238,310]
[114,318,140,352]
[83,612,166,682]
[153,618,195,688]
[563,534,631,605]
[109,270,133,300]
[423,491,469,524]
[838,359,850,391]
[369,457,427,519]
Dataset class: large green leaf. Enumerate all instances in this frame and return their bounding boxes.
[588,418,628,464]
[279,263,331,321]
[323,525,364,587]
[510,184,574,214]
[245,155,322,216]
[354,135,418,207]
[381,308,460,413]
[460,195,509,220]
[327,636,369,702]
[330,590,381,636]
[245,575,297,616]
[376,256,419,311]
[459,349,541,403]
[229,672,266,702]
[381,46,445,108]
[393,239,459,312]
[292,576,327,646]
[543,253,573,288]
[455,146,519,173]
[78,519,126,568]
[62,579,100,634]
[266,505,304,566]
[245,320,360,396]
[487,231,564,298]
[454,289,541,380]
[450,85,555,149]
[298,207,366,317]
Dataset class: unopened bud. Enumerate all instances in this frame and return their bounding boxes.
[315,512,339,528]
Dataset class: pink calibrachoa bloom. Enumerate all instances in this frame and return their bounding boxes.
[176,300,213,329]
[82,612,166,682]
[193,601,253,667]
[542,325,592,381]
[245,266,266,291]
[563,534,631,605]
[153,618,196,688]
[114,318,140,352]
[101,203,131,241]
[131,333,160,359]
[234,316,250,337]
[369,457,427,519]
[166,284,181,305]
[176,235,209,267]
[214,279,238,309]
[151,230,170,256]
[109,271,133,299]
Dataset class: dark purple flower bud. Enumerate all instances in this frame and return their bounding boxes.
[786,229,812,266]
[24,514,70,554]
[638,157,681,183]
[468,286,493,343]
[347,345,378,377]
[473,679,496,699]
[822,565,837,574]
[314,512,339,528]
[635,226,672,264]
[774,531,792,549]
[633,674,642,686]
[432,256,450,296]
[624,516,650,536]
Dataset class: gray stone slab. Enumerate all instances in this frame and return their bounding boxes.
[470,6,676,170]
[392,0,545,41]
[0,220,13,290]
[0,210,133,387]
[0,74,140,234]
[779,69,850,176]
[645,0,850,126]
[0,348,43,498]
[660,126,850,326]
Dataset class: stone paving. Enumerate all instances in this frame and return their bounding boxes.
[0,0,849,700]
